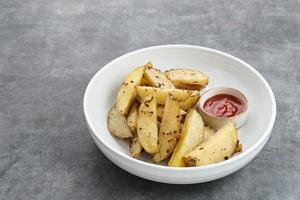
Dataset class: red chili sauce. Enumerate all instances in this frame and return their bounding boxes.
[203,94,245,118]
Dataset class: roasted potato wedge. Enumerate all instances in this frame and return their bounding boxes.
[157,105,186,121]
[183,122,239,166]
[116,66,144,115]
[136,86,192,104]
[136,86,199,110]
[180,90,200,111]
[174,83,205,91]
[107,104,133,138]
[127,102,139,133]
[203,126,215,142]
[144,63,175,89]
[137,94,158,154]
[153,95,181,162]
[166,69,208,86]
[168,109,204,167]
[127,102,143,157]
[130,135,143,158]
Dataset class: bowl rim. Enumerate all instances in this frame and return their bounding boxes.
[199,87,249,120]
[83,44,277,171]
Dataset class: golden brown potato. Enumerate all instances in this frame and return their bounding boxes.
[168,109,204,167]
[116,66,144,115]
[157,105,186,122]
[174,83,205,91]
[126,102,143,157]
[144,63,175,89]
[153,95,181,162]
[127,102,139,133]
[166,69,208,86]
[136,86,199,110]
[183,122,239,167]
[203,126,215,142]
[180,90,200,111]
[137,94,158,154]
[130,135,143,158]
[107,104,133,138]
[136,86,192,104]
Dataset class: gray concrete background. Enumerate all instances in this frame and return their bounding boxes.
[0,0,299,199]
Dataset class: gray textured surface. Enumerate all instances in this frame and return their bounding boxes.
[0,0,299,199]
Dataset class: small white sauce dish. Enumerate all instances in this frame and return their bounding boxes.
[198,87,249,130]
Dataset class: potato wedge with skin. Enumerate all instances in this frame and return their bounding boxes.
[137,94,158,154]
[203,126,215,142]
[136,86,192,104]
[136,86,199,110]
[130,135,143,158]
[127,102,143,157]
[127,102,139,133]
[153,95,181,162]
[166,69,209,86]
[157,105,186,121]
[174,83,205,91]
[107,104,132,138]
[116,66,144,115]
[168,109,204,167]
[144,63,175,89]
[183,122,239,167]
[180,90,200,111]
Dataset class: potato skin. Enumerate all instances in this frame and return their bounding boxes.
[183,122,239,166]
[165,68,209,86]
[153,95,180,162]
[116,66,144,115]
[144,63,175,89]
[107,104,133,138]
[137,94,158,154]
[136,86,199,111]
[127,102,139,133]
[127,102,143,157]
[130,135,143,158]
[168,109,204,167]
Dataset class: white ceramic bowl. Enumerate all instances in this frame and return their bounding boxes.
[83,45,276,184]
[198,87,249,130]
